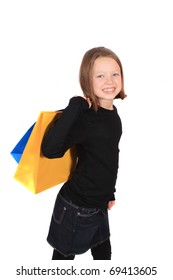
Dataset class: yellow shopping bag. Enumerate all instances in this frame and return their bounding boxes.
[14,111,77,194]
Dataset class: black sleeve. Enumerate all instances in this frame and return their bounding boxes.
[41,96,89,158]
[110,193,116,201]
[110,187,116,201]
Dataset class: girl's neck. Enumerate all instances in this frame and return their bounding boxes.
[99,100,114,110]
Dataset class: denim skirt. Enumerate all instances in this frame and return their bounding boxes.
[47,193,110,256]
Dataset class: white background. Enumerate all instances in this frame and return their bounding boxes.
[0,0,173,279]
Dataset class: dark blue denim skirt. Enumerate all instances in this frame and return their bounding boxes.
[47,193,110,256]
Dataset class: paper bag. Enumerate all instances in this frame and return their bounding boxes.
[11,123,35,163]
[13,111,77,194]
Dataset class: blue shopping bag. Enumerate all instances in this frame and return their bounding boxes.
[10,123,35,163]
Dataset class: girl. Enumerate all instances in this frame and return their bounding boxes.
[41,46,126,260]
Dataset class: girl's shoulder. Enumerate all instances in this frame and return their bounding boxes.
[69,96,89,111]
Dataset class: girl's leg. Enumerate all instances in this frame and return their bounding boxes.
[91,238,111,260]
[52,249,75,260]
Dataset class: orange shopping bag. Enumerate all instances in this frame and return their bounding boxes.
[13,111,77,194]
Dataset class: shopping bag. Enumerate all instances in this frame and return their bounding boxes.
[10,123,35,163]
[13,111,77,194]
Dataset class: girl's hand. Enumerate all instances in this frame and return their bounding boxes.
[83,96,92,108]
[107,200,115,210]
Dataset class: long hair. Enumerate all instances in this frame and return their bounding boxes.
[79,47,126,111]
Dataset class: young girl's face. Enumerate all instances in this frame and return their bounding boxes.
[91,57,122,107]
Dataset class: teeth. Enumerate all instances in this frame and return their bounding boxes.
[103,88,115,92]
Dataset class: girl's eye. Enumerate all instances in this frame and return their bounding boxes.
[96,75,104,78]
[113,73,119,77]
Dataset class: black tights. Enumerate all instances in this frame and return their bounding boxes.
[52,238,111,260]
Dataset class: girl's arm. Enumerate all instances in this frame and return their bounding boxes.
[41,96,89,158]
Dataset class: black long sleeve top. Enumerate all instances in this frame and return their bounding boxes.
[41,96,122,209]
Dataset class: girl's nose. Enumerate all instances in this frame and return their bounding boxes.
[106,76,114,84]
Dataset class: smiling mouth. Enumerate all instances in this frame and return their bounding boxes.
[102,87,116,93]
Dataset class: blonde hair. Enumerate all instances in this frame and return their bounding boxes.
[79,47,126,111]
